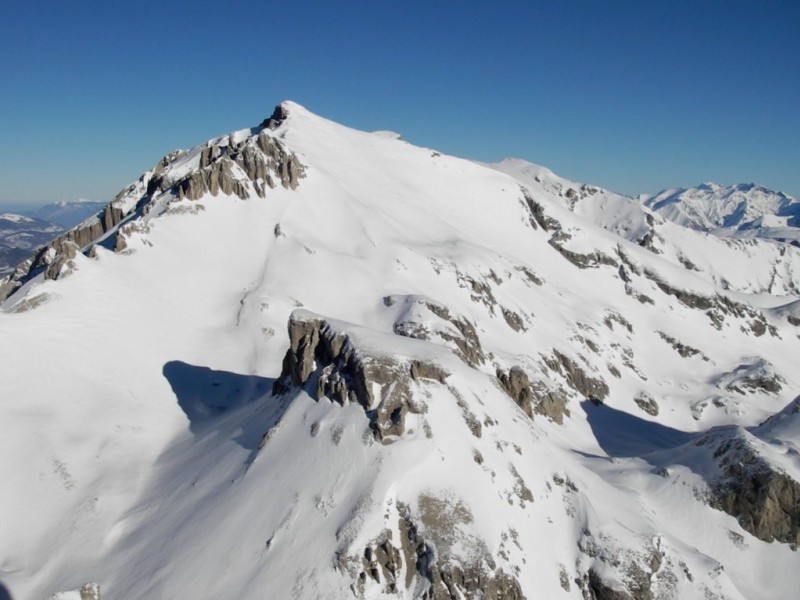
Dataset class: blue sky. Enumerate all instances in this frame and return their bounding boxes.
[1,1,798,207]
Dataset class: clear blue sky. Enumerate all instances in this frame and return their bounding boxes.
[1,0,798,207]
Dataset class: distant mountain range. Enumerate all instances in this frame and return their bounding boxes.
[0,200,106,275]
[27,199,108,228]
[641,183,800,245]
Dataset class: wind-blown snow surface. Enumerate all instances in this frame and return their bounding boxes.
[1,103,799,599]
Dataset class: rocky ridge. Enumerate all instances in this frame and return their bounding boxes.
[0,106,304,302]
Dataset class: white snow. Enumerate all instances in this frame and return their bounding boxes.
[0,101,798,600]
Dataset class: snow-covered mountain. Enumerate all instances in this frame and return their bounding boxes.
[0,213,63,276]
[641,183,800,245]
[0,202,107,277]
[1,103,799,600]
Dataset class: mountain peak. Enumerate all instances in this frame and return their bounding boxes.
[2,102,800,600]
[258,102,291,131]
[257,100,311,132]
[643,181,799,241]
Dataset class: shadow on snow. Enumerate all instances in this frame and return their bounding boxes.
[162,360,286,458]
[580,400,696,459]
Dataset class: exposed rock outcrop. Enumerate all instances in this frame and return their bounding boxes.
[577,532,671,600]
[633,392,659,417]
[520,189,560,231]
[259,103,290,130]
[346,498,525,600]
[548,231,618,270]
[501,307,527,332]
[700,429,800,545]
[543,350,609,402]
[496,367,534,418]
[176,129,304,201]
[80,582,101,600]
[716,358,784,395]
[273,311,447,442]
[585,569,634,600]
[520,187,618,269]
[388,295,486,368]
[496,366,570,424]
[645,270,777,335]
[657,331,704,359]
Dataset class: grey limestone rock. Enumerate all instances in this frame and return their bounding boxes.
[720,359,784,395]
[273,312,448,442]
[496,366,570,424]
[348,499,525,600]
[177,129,304,201]
[177,158,251,201]
[577,532,668,600]
[543,350,609,402]
[548,233,619,270]
[656,332,703,359]
[633,392,659,417]
[703,429,800,545]
[585,570,634,600]
[496,366,533,417]
[645,270,777,335]
[520,189,561,231]
[80,583,101,600]
[530,381,570,424]
[501,307,527,331]
[259,103,289,130]
[389,295,486,368]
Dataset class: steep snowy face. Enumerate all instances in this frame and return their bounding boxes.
[1,102,800,600]
[642,183,800,244]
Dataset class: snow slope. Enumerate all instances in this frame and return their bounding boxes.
[1,102,799,600]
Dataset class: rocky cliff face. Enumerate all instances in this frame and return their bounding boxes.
[345,499,524,600]
[273,311,448,443]
[701,424,800,546]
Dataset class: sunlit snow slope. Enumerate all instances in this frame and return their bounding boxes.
[1,103,799,600]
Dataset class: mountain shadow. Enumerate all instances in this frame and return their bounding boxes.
[163,360,275,433]
[580,400,696,458]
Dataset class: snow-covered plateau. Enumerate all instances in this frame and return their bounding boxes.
[1,102,798,600]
